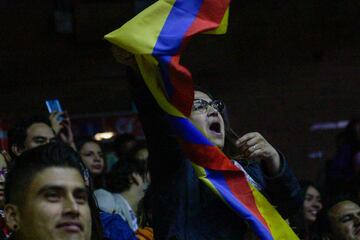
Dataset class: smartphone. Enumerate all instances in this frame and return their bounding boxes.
[45,99,64,121]
[225,128,246,161]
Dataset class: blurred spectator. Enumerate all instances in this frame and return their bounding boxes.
[94,153,150,240]
[4,142,94,240]
[0,153,9,240]
[314,195,360,240]
[113,134,137,165]
[327,119,360,191]
[8,116,56,157]
[133,143,148,164]
[76,138,106,190]
[290,181,323,239]
[129,143,150,228]
[8,113,76,159]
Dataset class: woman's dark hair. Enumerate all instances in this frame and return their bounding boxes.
[299,180,319,201]
[289,180,321,239]
[193,85,228,123]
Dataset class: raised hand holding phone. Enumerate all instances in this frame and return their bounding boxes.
[47,99,65,134]
[46,99,76,150]
[46,99,64,121]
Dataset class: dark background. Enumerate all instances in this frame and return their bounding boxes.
[1,0,360,180]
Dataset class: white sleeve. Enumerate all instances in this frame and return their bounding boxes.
[93,188,116,213]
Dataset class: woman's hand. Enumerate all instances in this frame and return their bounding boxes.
[235,132,281,176]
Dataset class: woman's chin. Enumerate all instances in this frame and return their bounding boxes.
[210,137,224,149]
[91,169,103,175]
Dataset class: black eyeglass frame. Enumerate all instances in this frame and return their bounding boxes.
[192,99,225,113]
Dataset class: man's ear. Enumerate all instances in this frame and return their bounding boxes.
[11,145,23,157]
[5,204,21,231]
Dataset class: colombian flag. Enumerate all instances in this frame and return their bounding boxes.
[105,0,298,239]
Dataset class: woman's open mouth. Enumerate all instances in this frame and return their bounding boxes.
[209,122,221,134]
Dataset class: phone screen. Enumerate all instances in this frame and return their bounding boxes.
[45,99,64,121]
[46,99,63,113]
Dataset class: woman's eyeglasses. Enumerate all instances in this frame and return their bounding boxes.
[192,99,224,113]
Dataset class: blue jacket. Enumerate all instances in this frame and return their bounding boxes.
[100,212,137,240]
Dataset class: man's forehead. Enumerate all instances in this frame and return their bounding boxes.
[30,167,85,190]
[27,122,54,136]
[329,200,360,217]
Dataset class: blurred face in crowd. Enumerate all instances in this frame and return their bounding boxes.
[328,200,360,240]
[190,91,225,149]
[134,148,149,162]
[0,154,7,208]
[121,140,137,155]
[23,123,56,152]
[79,142,104,175]
[6,167,91,240]
[303,185,322,222]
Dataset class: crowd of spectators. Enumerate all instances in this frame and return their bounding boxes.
[0,84,358,240]
[0,53,359,240]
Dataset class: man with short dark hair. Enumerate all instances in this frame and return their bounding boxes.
[8,116,56,157]
[316,195,360,240]
[4,142,92,240]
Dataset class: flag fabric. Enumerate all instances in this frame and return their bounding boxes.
[105,0,298,239]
